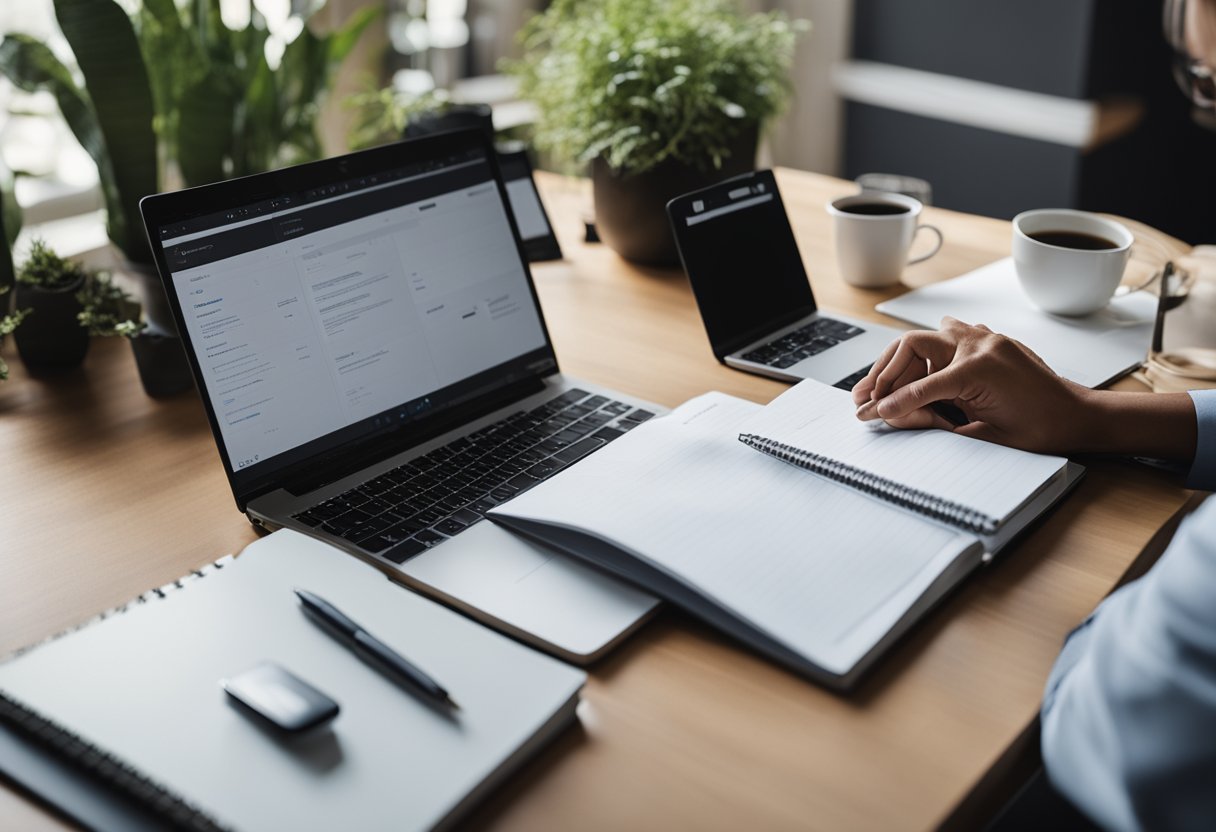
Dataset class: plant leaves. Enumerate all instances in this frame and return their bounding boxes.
[176,75,236,186]
[53,0,158,264]
[0,157,17,294]
[0,35,120,231]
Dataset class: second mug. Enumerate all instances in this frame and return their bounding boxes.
[828,193,942,289]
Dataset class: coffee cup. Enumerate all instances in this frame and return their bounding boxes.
[1012,209,1134,316]
[827,193,942,288]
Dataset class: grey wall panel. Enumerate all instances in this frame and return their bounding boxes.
[843,102,1079,220]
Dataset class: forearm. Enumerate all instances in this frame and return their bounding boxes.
[1073,389,1198,460]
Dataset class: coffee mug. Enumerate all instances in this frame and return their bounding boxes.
[828,193,943,288]
[1012,209,1134,316]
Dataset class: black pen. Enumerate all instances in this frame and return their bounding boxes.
[295,589,458,710]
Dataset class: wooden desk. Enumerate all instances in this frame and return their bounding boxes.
[0,169,1193,830]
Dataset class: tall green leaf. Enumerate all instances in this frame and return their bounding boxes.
[176,75,236,186]
[54,0,158,264]
[0,156,18,295]
[0,35,120,244]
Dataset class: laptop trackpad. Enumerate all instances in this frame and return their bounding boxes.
[399,521,658,659]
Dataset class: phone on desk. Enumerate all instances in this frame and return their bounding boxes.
[499,147,563,262]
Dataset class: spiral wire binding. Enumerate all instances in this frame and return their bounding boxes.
[0,556,237,831]
[738,434,999,536]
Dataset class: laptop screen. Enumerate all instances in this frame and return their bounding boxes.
[147,134,556,496]
[669,170,817,359]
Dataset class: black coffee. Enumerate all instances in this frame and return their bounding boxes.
[1028,230,1119,251]
[839,202,909,216]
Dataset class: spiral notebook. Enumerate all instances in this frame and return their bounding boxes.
[489,383,1083,688]
[0,530,585,832]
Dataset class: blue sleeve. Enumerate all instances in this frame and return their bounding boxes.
[1040,498,1216,831]
[1189,390,1216,491]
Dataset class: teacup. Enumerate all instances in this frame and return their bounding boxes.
[1012,209,1135,316]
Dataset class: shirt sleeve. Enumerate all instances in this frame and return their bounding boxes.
[1186,390,1216,491]
[1040,497,1216,832]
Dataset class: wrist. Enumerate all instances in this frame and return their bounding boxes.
[1074,389,1198,460]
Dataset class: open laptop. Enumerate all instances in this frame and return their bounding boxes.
[139,130,663,663]
[667,169,905,391]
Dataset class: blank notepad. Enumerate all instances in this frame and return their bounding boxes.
[740,381,1067,529]
[493,393,976,675]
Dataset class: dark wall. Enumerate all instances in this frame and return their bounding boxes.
[845,0,1214,244]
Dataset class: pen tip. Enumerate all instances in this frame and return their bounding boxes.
[444,695,460,711]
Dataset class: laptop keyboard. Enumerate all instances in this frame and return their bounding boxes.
[832,364,873,392]
[739,318,865,370]
[292,389,654,564]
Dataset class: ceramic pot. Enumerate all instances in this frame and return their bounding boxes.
[130,332,194,398]
[118,255,177,337]
[13,276,89,372]
[591,127,758,266]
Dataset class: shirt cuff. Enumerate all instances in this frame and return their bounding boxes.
[1186,390,1216,491]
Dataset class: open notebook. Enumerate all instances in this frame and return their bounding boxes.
[489,383,1083,689]
[0,530,585,832]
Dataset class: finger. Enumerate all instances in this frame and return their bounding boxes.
[852,337,902,404]
[872,331,955,399]
[882,407,955,431]
[875,367,967,422]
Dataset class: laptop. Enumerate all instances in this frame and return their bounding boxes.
[667,169,905,391]
[139,130,663,663]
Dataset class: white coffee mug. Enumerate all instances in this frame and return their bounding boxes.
[827,193,943,288]
[1012,209,1134,317]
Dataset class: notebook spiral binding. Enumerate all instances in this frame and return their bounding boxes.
[738,434,999,536]
[0,555,237,832]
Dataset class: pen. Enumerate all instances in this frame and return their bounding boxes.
[295,589,458,710]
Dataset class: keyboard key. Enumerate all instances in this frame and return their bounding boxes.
[435,518,466,536]
[554,437,605,465]
[414,529,446,546]
[554,389,589,404]
[451,508,482,525]
[591,426,625,442]
[630,410,655,422]
[602,401,631,415]
[584,395,608,409]
[382,538,427,564]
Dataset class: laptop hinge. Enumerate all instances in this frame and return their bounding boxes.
[277,375,548,498]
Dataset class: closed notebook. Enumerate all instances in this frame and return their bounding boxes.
[0,530,585,832]
[489,383,1083,689]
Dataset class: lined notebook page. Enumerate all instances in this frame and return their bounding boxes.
[493,393,977,675]
[741,381,1067,525]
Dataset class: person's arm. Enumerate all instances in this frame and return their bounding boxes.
[851,317,1201,462]
[1040,498,1216,831]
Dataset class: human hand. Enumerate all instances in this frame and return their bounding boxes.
[850,317,1092,454]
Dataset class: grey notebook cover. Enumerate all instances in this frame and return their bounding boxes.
[0,530,585,831]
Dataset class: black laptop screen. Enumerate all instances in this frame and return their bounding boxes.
[148,136,555,496]
[669,171,817,359]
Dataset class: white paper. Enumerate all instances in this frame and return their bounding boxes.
[493,393,976,675]
[876,257,1155,388]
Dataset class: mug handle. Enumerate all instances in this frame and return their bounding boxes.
[907,224,943,266]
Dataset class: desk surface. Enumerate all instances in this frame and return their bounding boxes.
[0,169,1192,831]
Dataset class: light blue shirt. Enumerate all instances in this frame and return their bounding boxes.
[1041,390,1216,831]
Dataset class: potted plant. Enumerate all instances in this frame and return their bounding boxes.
[0,288,26,382]
[12,239,91,372]
[510,0,805,264]
[77,272,193,398]
[0,0,376,331]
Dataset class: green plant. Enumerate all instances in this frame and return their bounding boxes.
[347,87,453,150]
[0,0,377,264]
[0,286,27,380]
[0,154,20,294]
[508,0,806,177]
[77,272,143,338]
[16,239,88,291]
